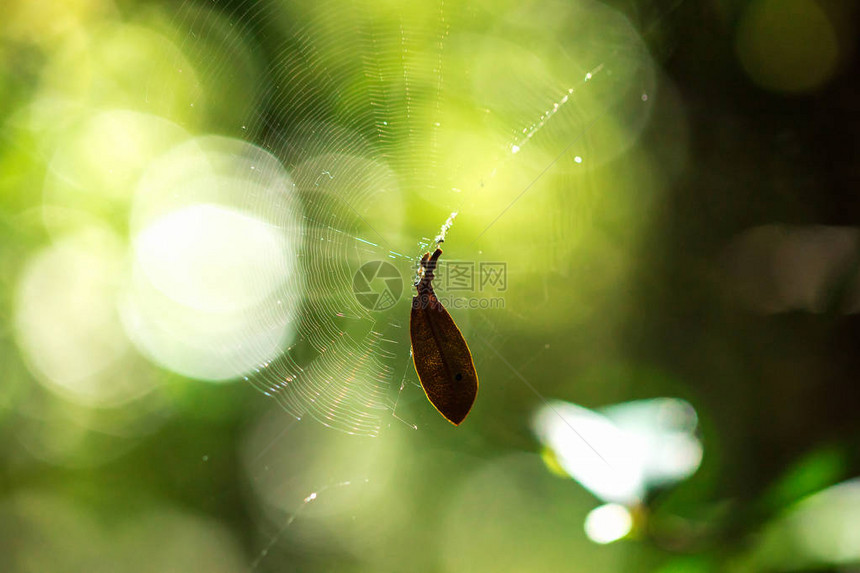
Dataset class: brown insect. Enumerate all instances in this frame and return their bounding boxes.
[410,248,479,425]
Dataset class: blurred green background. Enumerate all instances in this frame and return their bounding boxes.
[2,0,859,571]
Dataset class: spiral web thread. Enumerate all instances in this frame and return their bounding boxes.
[167,0,654,437]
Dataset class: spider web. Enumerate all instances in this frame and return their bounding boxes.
[160,0,656,437]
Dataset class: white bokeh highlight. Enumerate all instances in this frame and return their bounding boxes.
[135,204,290,313]
[13,228,156,406]
[532,398,702,505]
[121,136,302,382]
[584,503,633,544]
